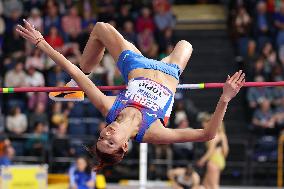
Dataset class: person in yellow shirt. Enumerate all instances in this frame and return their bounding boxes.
[197,113,229,189]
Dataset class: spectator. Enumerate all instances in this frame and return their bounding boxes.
[61,5,82,40]
[51,102,68,128]
[25,122,48,156]
[158,27,175,53]
[102,52,116,86]
[234,6,251,57]
[69,156,96,189]
[254,1,272,48]
[137,28,155,56]
[197,118,229,189]
[45,26,64,51]
[167,165,204,189]
[53,121,75,157]
[0,145,15,166]
[246,76,273,109]
[2,26,25,58]
[274,2,284,47]
[116,4,133,30]
[252,99,276,135]
[81,9,96,30]
[121,21,137,45]
[261,42,277,76]
[6,106,28,134]
[274,98,284,131]
[47,65,70,86]
[4,7,22,34]
[5,62,27,87]
[2,0,23,19]
[27,8,43,33]
[44,0,61,34]
[136,7,155,34]
[97,0,115,22]
[25,48,45,71]
[172,119,193,160]
[154,1,175,32]
[29,102,49,131]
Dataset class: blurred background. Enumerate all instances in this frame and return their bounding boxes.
[0,0,283,188]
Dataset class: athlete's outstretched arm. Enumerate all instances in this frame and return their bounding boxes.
[153,71,245,144]
[16,20,112,115]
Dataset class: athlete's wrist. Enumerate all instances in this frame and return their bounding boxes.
[220,95,230,103]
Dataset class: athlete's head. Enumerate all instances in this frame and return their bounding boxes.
[94,121,129,171]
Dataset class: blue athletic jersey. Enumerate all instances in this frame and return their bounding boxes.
[106,50,181,143]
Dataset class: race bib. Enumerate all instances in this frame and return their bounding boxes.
[125,78,173,112]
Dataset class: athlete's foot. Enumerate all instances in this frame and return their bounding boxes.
[49,80,84,102]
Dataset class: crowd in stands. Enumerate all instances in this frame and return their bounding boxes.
[0,0,197,177]
[230,0,283,162]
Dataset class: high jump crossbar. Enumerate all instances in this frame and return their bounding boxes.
[1,81,284,93]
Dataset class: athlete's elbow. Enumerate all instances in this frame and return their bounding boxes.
[92,22,111,36]
[202,132,216,141]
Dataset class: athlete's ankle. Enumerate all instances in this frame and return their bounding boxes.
[68,79,78,87]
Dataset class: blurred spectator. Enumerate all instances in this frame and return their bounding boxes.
[252,99,276,135]
[137,28,154,56]
[3,0,23,19]
[69,156,96,189]
[116,4,133,29]
[97,0,115,22]
[53,121,75,157]
[26,65,47,110]
[25,122,48,156]
[61,5,82,40]
[44,0,61,34]
[154,1,175,32]
[254,1,272,48]
[274,2,284,47]
[102,52,116,86]
[29,102,49,131]
[274,98,284,131]
[136,7,155,33]
[0,145,15,166]
[121,21,137,45]
[167,165,203,189]
[27,8,43,33]
[78,22,94,52]
[6,106,28,134]
[47,65,70,86]
[2,26,25,58]
[5,62,27,87]
[23,0,43,13]
[25,48,45,71]
[246,76,273,109]
[234,6,251,57]
[51,102,68,128]
[158,27,175,53]
[0,136,11,157]
[4,5,22,33]
[45,26,64,51]
[81,9,96,30]
[197,118,228,189]
[261,42,277,76]
[172,119,193,160]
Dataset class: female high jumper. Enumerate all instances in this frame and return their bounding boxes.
[16,20,245,170]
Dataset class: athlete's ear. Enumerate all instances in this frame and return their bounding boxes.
[122,142,128,152]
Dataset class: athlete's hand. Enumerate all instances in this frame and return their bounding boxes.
[221,70,245,103]
[16,19,44,45]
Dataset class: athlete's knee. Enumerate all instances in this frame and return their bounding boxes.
[177,40,192,49]
[91,22,113,38]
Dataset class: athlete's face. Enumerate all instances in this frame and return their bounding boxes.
[96,122,128,154]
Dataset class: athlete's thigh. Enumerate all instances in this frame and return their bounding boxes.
[161,40,193,71]
[94,22,141,61]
